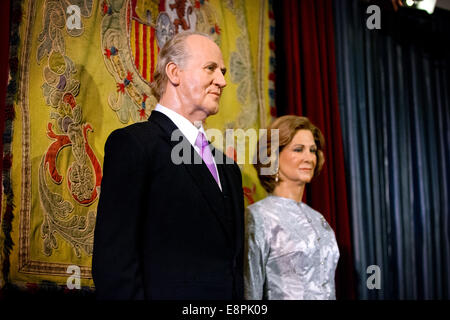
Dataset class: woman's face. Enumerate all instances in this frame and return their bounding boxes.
[278,129,317,185]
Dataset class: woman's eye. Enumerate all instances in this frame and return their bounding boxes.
[294,147,303,152]
[310,148,317,153]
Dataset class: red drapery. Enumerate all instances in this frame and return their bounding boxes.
[0,0,11,208]
[276,0,356,299]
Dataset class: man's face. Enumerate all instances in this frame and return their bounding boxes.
[177,35,227,121]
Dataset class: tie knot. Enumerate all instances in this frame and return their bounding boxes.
[195,132,209,150]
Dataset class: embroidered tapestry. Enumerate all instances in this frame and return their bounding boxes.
[0,0,274,291]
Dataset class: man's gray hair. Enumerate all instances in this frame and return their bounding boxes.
[150,31,213,101]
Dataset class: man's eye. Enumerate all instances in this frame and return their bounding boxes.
[207,65,215,71]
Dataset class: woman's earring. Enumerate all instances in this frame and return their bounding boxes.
[275,171,279,182]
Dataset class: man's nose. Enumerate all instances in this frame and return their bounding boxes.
[214,70,227,88]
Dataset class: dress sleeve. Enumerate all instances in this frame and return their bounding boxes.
[244,206,269,300]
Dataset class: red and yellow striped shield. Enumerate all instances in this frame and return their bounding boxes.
[128,0,160,83]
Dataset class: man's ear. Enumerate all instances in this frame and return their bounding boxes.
[165,62,180,86]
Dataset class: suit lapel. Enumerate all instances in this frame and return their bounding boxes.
[148,111,233,244]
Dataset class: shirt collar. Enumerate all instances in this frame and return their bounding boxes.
[154,103,205,146]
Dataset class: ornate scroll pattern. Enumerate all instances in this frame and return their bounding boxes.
[39,157,96,257]
[101,0,155,123]
[225,0,259,131]
[37,0,94,61]
[37,0,98,257]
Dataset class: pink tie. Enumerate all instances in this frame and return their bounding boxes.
[195,132,219,186]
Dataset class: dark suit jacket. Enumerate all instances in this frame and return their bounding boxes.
[92,111,244,300]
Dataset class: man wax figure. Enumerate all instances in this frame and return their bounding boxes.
[92,31,245,300]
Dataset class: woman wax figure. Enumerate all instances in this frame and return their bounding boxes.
[244,115,340,300]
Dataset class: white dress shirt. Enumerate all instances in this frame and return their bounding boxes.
[154,103,222,190]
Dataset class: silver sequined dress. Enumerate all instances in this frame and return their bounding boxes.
[244,195,340,300]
